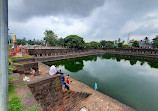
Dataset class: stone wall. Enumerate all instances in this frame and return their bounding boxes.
[28,48,101,57]
[28,48,158,57]
[12,58,35,63]
[9,73,43,110]
[14,62,39,74]
[103,48,158,54]
[28,75,90,111]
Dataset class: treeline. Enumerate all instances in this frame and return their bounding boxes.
[16,38,44,45]
[15,30,158,48]
[15,30,115,48]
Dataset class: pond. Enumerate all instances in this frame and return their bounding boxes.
[44,54,158,111]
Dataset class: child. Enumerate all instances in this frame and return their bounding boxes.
[94,82,97,91]
[64,82,70,90]
[61,73,65,87]
[66,75,70,84]
[30,68,35,77]
[66,75,70,90]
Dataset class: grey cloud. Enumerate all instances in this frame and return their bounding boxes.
[9,0,105,21]
[8,0,158,42]
[84,0,158,41]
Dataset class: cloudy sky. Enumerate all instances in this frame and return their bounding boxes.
[8,0,158,42]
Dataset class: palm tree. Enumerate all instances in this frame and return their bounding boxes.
[118,38,121,43]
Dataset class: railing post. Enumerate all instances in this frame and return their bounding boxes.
[0,0,8,110]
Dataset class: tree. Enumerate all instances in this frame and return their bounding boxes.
[16,39,22,45]
[118,43,123,48]
[27,40,34,45]
[89,41,101,48]
[152,35,158,48]
[106,41,114,47]
[114,40,117,44]
[100,40,114,48]
[64,35,85,48]
[132,41,139,48]
[16,38,27,45]
[57,38,64,47]
[21,38,27,45]
[44,30,58,46]
[118,38,121,43]
[100,40,106,47]
[85,43,91,48]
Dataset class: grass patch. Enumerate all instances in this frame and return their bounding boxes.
[9,77,23,111]
[16,83,28,88]
[25,105,41,111]
[10,55,32,60]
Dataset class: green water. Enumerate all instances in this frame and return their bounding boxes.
[44,54,158,111]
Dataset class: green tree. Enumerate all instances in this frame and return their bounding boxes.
[114,40,117,44]
[89,41,101,48]
[27,40,34,45]
[123,44,129,48]
[16,38,27,45]
[16,39,22,45]
[57,38,64,47]
[64,35,85,48]
[44,30,58,46]
[21,38,27,45]
[132,41,139,48]
[152,35,158,48]
[118,38,121,43]
[100,40,106,47]
[85,43,91,48]
[106,41,114,47]
[118,42,123,48]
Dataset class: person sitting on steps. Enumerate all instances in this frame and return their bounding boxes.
[30,68,36,77]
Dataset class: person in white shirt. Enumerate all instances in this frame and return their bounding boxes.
[49,64,58,75]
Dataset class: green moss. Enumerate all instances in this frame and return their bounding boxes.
[16,83,28,88]
[25,105,41,111]
[10,55,32,60]
[9,58,15,74]
[9,77,18,83]
[9,77,23,111]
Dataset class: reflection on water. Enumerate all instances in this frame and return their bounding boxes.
[45,54,158,71]
[44,55,97,72]
[44,54,158,111]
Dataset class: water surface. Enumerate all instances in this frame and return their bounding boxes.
[44,54,158,111]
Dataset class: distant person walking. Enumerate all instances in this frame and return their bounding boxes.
[20,44,26,56]
[49,64,58,75]
[94,82,97,91]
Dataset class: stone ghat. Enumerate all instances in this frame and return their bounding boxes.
[10,62,136,111]
[10,73,91,111]
[37,62,135,111]
[12,48,158,64]
[27,74,91,111]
